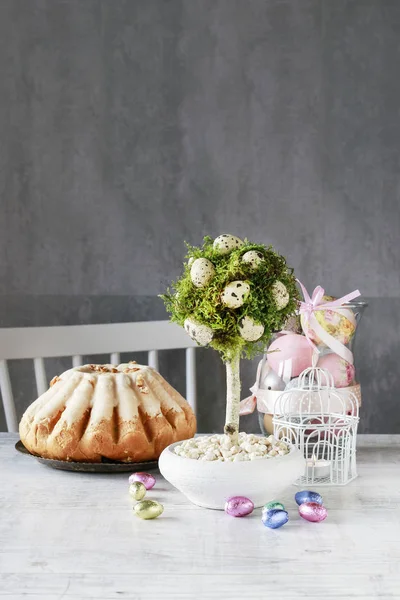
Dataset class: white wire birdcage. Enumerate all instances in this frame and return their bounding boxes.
[272,366,359,486]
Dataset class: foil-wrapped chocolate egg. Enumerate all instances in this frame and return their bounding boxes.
[213,234,244,255]
[271,281,290,310]
[295,490,323,506]
[221,281,250,309]
[134,500,164,520]
[298,502,327,523]
[239,316,264,341]
[263,501,285,512]
[225,496,254,517]
[190,258,215,288]
[241,250,265,270]
[262,508,289,529]
[129,472,156,490]
[129,482,146,501]
[184,318,213,346]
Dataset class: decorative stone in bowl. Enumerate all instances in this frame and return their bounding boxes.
[159,438,305,509]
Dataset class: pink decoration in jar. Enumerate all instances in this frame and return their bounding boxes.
[267,334,314,379]
[317,353,355,388]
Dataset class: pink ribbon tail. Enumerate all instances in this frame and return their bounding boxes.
[239,395,257,416]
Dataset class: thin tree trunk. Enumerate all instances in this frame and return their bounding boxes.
[224,351,241,445]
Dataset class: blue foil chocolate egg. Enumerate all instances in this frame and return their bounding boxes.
[262,509,289,529]
[295,490,323,506]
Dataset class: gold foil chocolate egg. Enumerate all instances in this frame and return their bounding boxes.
[129,482,147,501]
[134,500,164,520]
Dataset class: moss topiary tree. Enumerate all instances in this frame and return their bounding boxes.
[161,234,299,445]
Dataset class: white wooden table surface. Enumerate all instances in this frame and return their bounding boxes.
[1,433,400,600]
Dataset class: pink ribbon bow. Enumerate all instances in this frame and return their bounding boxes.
[297,280,361,364]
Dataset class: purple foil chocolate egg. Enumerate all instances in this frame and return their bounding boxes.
[129,472,156,490]
[225,496,254,517]
[299,502,328,523]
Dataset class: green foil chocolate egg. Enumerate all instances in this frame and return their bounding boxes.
[263,501,285,512]
[129,482,146,501]
[134,500,164,520]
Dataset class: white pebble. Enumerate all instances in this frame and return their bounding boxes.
[173,433,289,462]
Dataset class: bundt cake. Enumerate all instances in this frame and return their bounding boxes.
[19,362,196,462]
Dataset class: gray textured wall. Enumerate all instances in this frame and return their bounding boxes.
[0,0,399,433]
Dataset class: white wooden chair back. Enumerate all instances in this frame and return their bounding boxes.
[0,321,197,432]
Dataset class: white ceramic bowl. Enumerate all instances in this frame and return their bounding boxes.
[159,440,305,510]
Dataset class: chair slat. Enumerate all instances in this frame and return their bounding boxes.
[33,358,47,397]
[110,352,120,365]
[0,360,18,432]
[148,350,159,371]
[72,355,83,368]
[0,321,196,360]
[185,347,197,413]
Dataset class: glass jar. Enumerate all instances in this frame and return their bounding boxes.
[257,301,368,436]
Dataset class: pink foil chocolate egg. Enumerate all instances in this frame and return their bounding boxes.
[267,334,314,378]
[317,353,355,388]
[299,501,328,523]
[225,496,254,517]
[129,472,156,490]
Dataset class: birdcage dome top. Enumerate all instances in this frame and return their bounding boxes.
[273,367,359,417]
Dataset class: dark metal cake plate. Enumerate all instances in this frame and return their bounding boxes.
[15,440,159,473]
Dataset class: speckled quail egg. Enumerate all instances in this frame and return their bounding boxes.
[271,281,290,310]
[241,250,265,271]
[239,316,265,341]
[184,318,214,346]
[213,234,244,255]
[221,281,250,309]
[190,258,215,288]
